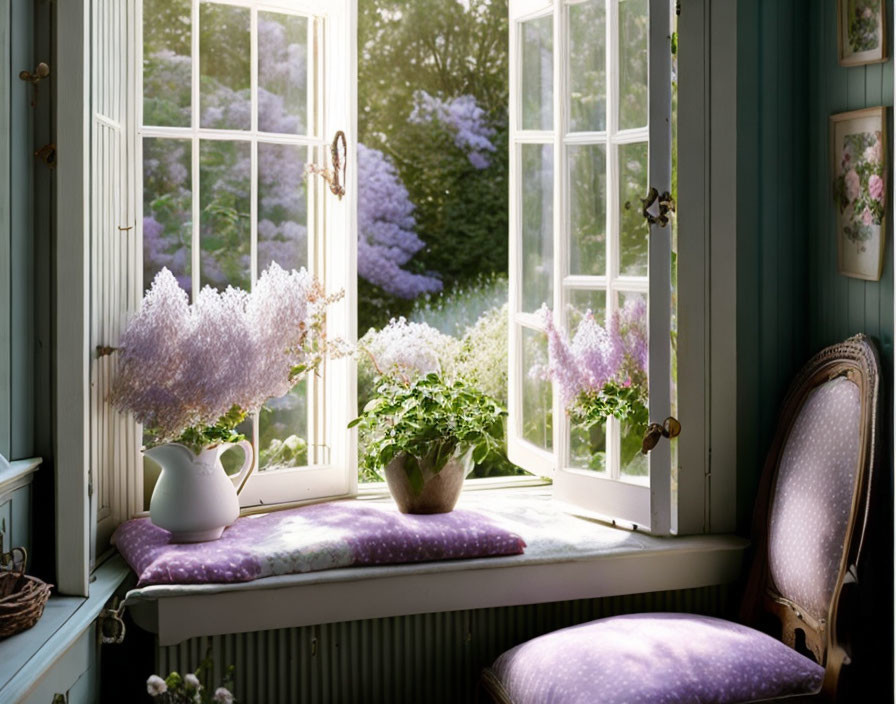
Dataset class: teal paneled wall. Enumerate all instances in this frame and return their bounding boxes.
[739,0,893,693]
[0,0,35,461]
[807,1,894,371]
[736,0,810,532]
[806,1,893,696]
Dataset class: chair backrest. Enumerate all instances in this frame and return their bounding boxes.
[740,334,880,698]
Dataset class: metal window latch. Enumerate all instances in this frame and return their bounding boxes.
[19,62,50,107]
[98,596,127,644]
[641,416,681,454]
[34,143,56,169]
[305,130,348,200]
[641,186,676,228]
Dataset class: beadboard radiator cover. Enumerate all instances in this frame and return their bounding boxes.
[157,585,734,704]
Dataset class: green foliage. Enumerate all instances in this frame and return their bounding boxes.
[568,382,648,432]
[259,434,308,469]
[148,648,236,704]
[357,0,509,329]
[163,405,248,454]
[350,373,506,490]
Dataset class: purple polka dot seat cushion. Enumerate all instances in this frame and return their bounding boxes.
[485,613,824,704]
[113,501,525,586]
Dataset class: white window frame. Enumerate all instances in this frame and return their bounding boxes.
[507,0,737,536]
[55,0,735,596]
[130,0,358,514]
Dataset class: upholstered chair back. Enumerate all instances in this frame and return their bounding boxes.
[741,335,880,697]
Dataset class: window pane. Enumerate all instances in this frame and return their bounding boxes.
[618,0,649,130]
[568,143,607,276]
[143,138,192,293]
[566,288,607,331]
[200,3,251,130]
[258,143,309,273]
[521,15,553,131]
[568,0,605,132]
[143,0,192,127]
[258,12,309,135]
[258,380,308,471]
[618,141,649,276]
[522,326,552,450]
[199,140,251,290]
[566,288,608,472]
[521,143,553,313]
[617,290,649,479]
[571,420,607,472]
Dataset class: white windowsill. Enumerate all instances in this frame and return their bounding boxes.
[123,488,749,646]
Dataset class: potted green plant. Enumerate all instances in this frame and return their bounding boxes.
[350,318,506,513]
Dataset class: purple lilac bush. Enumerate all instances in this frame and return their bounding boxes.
[408,90,497,169]
[142,16,439,301]
[356,143,443,298]
[538,299,649,431]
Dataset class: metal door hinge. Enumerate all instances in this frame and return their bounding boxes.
[641,186,676,227]
[34,143,56,169]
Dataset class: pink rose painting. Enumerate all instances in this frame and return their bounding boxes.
[832,108,887,280]
[840,0,885,66]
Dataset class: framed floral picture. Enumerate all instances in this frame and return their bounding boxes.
[831,107,887,281]
[838,0,887,66]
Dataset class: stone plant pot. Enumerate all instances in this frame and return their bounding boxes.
[384,450,473,514]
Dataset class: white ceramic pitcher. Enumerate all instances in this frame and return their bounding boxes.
[145,440,254,543]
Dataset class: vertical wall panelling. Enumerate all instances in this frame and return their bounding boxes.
[30,0,57,584]
[1,0,36,462]
[806,0,893,697]
[9,0,32,460]
[736,0,810,532]
[0,1,11,460]
[158,587,734,704]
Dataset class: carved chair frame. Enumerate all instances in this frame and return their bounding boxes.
[479,335,881,704]
[739,334,881,702]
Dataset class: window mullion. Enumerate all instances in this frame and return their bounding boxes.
[190,0,200,302]
[553,0,568,471]
[606,0,620,481]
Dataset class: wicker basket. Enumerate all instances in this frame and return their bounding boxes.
[0,547,52,639]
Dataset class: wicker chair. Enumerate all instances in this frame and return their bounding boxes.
[481,335,880,703]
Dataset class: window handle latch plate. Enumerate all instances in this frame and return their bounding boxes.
[641,416,681,454]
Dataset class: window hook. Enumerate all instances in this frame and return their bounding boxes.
[305,131,348,201]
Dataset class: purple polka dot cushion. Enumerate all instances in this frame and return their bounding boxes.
[112,501,526,586]
[489,613,823,704]
[768,376,862,623]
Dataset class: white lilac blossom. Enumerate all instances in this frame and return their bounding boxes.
[146,675,168,696]
[409,90,497,169]
[359,317,459,382]
[112,264,339,445]
[184,673,201,690]
[213,687,235,704]
[357,143,443,298]
[456,303,508,403]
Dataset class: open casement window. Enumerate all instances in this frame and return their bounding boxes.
[507,0,674,533]
[88,0,357,555]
